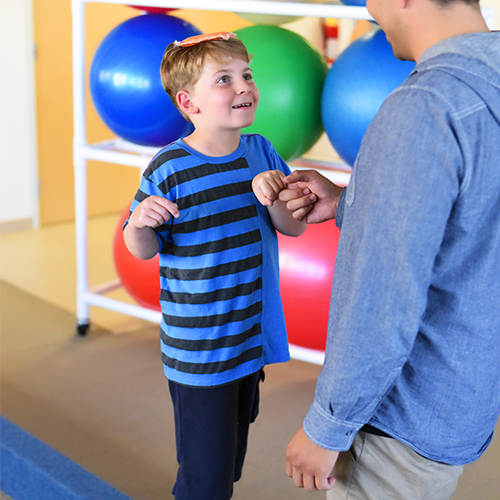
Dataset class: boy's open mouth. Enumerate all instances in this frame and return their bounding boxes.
[232,103,252,109]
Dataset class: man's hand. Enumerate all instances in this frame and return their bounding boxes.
[279,170,344,224]
[285,427,338,492]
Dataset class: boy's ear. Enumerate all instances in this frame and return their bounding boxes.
[176,90,198,115]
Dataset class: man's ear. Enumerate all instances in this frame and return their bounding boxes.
[176,90,198,115]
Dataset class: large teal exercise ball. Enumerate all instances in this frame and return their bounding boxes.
[321,28,415,166]
[90,14,201,147]
[236,25,328,161]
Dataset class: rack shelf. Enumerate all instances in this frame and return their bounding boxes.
[72,0,371,363]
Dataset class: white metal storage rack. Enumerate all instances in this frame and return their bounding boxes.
[71,0,371,363]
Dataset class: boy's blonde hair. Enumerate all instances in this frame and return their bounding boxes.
[160,37,251,120]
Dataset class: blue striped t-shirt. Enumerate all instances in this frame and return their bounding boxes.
[129,134,291,387]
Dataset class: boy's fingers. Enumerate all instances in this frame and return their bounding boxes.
[155,197,180,218]
[263,184,280,202]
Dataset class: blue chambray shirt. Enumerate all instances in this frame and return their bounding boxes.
[304,32,500,465]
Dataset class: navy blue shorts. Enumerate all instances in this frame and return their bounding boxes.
[168,369,265,500]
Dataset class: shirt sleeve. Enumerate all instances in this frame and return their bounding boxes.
[304,85,463,450]
[273,150,292,177]
[125,161,174,251]
[264,135,292,176]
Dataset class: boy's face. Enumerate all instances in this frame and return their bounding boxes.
[188,57,259,132]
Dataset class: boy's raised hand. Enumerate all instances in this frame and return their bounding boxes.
[128,195,180,229]
[252,170,287,207]
[124,196,179,260]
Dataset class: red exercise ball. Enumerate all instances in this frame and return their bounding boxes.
[113,204,340,351]
[278,220,340,351]
[129,5,176,14]
[113,205,161,311]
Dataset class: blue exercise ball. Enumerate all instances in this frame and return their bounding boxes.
[90,14,201,147]
[340,0,366,5]
[321,29,415,166]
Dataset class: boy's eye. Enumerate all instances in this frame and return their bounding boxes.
[243,73,253,81]
[218,75,230,84]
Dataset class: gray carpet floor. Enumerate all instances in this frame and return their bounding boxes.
[1,280,499,499]
[0,281,323,499]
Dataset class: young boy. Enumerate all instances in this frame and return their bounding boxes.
[123,32,306,499]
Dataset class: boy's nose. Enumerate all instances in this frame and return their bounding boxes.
[236,79,251,94]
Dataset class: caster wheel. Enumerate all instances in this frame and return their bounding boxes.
[77,323,90,336]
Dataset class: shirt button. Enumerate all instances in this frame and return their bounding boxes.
[346,431,352,436]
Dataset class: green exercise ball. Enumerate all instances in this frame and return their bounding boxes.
[235,25,327,161]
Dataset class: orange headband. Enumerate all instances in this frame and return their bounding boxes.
[174,31,237,48]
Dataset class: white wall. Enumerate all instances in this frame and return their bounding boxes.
[0,0,38,230]
[482,0,499,29]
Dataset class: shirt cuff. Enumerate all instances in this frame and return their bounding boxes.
[303,400,360,451]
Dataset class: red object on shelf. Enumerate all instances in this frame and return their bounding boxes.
[129,5,176,14]
[324,18,339,65]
